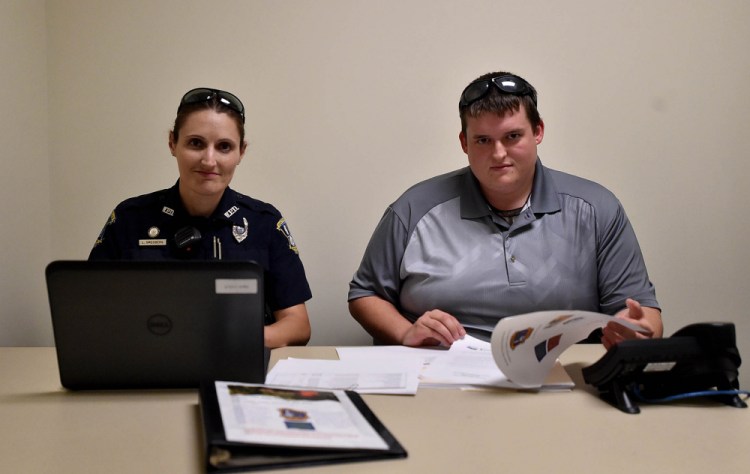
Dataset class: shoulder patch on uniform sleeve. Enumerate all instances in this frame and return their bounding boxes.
[276,218,299,254]
[94,210,116,247]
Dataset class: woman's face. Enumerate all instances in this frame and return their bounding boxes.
[169,109,246,212]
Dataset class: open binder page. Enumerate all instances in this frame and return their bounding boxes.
[214,382,389,450]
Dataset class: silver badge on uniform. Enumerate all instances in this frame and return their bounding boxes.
[148,226,160,238]
[233,217,248,243]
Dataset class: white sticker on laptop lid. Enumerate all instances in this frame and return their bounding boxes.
[215,279,258,294]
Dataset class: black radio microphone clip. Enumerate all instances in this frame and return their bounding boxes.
[174,226,202,253]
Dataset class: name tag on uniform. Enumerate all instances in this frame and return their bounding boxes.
[139,239,167,247]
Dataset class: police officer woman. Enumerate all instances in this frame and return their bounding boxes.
[89,88,312,348]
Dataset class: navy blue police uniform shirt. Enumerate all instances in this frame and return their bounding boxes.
[89,182,312,321]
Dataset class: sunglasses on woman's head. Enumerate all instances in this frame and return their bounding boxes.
[179,88,245,123]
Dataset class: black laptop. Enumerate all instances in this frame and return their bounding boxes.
[45,260,268,390]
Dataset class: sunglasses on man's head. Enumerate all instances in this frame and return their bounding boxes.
[459,75,537,108]
[179,88,245,123]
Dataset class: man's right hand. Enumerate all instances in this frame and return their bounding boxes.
[402,309,466,347]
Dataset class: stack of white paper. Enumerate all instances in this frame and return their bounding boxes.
[266,310,646,394]
[266,355,422,395]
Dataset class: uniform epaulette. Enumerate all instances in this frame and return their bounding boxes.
[115,188,170,212]
[233,192,280,216]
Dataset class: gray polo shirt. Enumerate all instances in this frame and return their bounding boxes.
[348,159,659,331]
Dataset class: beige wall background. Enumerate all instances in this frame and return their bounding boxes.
[4,1,749,383]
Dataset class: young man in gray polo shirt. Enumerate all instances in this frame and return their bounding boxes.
[348,71,662,349]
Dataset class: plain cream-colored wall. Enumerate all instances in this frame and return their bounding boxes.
[1,0,52,344]
[5,1,750,383]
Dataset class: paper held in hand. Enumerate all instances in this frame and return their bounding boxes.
[420,310,644,390]
[490,310,646,388]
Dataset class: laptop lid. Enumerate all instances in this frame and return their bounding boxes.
[45,260,268,390]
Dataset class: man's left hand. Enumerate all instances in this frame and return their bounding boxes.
[601,298,663,350]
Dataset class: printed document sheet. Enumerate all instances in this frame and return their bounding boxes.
[215,381,389,450]
[266,357,421,395]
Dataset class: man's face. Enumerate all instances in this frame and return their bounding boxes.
[459,106,544,208]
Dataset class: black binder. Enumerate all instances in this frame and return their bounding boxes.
[199,383,408,472]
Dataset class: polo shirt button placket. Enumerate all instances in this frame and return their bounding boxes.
[505,235,513,261]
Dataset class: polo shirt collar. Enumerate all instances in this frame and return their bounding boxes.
[459,158,561,219]
[529,158,562,215]
[459,168,492,219]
